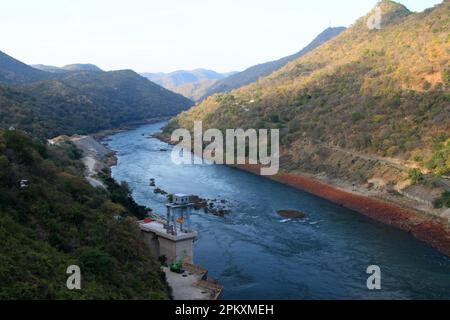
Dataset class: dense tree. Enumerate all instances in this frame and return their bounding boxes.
[0,130,169,299]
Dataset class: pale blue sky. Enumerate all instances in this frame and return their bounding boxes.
[0,0,443,73]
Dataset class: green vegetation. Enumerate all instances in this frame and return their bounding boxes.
[425,139,450,176]
[98,171,150,220]
[433,191,450,209]
[200,27,346,101]
[444,69,450,85]
[409,168,424,185]
[0,130,169,299]
[0,51,193,138]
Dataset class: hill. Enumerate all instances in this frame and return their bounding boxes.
[199,27,346,101]
[31,64,67,73]
[0,129,169,299]
[0,53,193,138]
[0,51,51,84]
[166,1,450,187]
[143,69,227,87]
[32,64,104,73]
[141,69,237,101]
[61,64,103,72]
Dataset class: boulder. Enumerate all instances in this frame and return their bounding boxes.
[277,210,306,219]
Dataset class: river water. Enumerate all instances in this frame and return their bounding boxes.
[106,122,450,300]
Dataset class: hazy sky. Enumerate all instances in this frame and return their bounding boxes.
[0,0,442,73]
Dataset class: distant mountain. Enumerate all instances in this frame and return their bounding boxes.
[169,79,220,102]
[143,69,226,87]
[141,69,237,101]
[199,27,346,101]
[0,51,51,84]
[222,71,240,78]
[31,64,66,73]
[61,64,103,72]
[0,52,193,137]
[32,63,103,73]
[143,26,346,103]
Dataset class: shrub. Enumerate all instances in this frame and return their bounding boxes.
[79,248,115,275]
[433,191,450,209]
[422,81,432,91]
[443,69,450,85]
[351,112,363,122]
[409,168,424,185]
[270,114,280,123]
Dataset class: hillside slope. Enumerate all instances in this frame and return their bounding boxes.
[171,79,220,101]
[32,64,104,73]
[0,51,51,84]
[0,53,193,138]
[199,27,346,101]
[166,1,449,191]
[31,64,67,73]
[0,130,169,299]
[62,64,103,72]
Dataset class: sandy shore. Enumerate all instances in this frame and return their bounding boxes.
[70,135,117,188]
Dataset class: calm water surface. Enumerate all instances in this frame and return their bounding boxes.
[106,122,450,300]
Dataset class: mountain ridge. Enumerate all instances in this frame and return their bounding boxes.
[0,51,51,84]
[141,69,237,101]
[199,26,346,101]
[166,0,449,184]
[0,52,193,138]
[61,64,103,72]
[32,63,104,73]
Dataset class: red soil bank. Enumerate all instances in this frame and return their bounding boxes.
[235,164,450,257]
[156,135,450,256]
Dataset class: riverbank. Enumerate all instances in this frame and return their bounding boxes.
[49,134,117,188]
[92,117,172,140]
[105,122,450,299]
[154,132,450,257]
[233,163,450,257]
[83,128,224,300]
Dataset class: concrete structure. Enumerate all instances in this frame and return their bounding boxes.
[437,178,450,192]
[173,194,190,205]
[140,219,197,264]
[163,264,223,300]
[165,194,193,235]
[140,197,223,300]
[398,185,442,207]
[140,195,197,263]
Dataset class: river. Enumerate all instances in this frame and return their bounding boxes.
[106,122,450,300]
